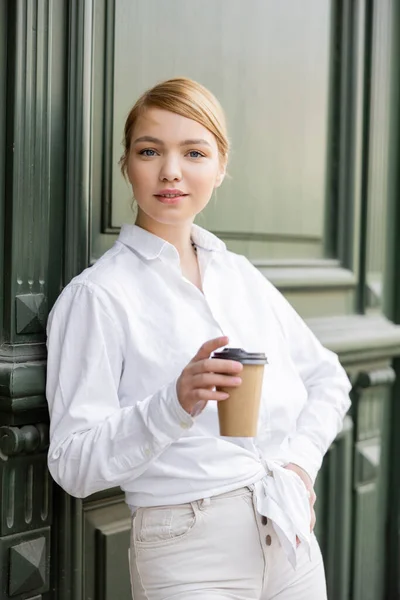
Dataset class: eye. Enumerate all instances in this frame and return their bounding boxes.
[139,148,158,157]
[187,150,205,159]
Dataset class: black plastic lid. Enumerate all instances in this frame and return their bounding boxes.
[212,347,268,365]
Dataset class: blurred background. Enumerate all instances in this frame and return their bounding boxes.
[1,1,400,598]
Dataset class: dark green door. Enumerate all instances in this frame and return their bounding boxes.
[1,2,400,599]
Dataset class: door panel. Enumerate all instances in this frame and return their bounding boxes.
[84,499,131,600]
[91,0,333,263]
[352,377,392,600]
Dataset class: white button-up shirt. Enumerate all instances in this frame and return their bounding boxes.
[46,224,351,567]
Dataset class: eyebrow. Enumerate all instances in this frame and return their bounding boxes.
[180,138,212,147]
[133,136,212,147]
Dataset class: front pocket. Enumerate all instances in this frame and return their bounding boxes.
[134,503,197,547]
[135,507,172,543]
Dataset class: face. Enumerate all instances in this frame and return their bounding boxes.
[126,108,226,228]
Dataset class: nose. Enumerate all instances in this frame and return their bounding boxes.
[159,153,182,183]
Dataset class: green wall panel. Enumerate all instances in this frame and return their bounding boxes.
[351,374,393,600]
[0,1,67,599]
[90,0,334,263]
[364,0,396,311]
[84,499,131,600]
[314,416,353,600]
[2,0,67,345]
[0,0,398,598]
[0,0,6,340]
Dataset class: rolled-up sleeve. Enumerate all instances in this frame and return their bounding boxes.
[46,283,193,498]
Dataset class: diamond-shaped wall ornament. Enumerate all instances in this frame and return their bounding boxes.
[9,537,47,596]
[15,293,46,334]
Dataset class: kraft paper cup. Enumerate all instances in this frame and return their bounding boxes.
[212,348,268,437]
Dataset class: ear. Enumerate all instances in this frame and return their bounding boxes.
[214,162,227,188]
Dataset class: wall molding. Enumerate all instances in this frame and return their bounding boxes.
[101,0,116,234]
[307,313,400,365]
[257,263,356,291]
[51,491,83,600]
[363,0,396,311]
[64,0,94,284]
[101,226,324,245]
[0,424,49,457]
[214,231,321,244]
[4,0,52,344]
[0,0,7,340]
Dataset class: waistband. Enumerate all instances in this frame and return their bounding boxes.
[205,485,253,501]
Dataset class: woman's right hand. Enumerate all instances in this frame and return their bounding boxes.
[177,336,243,416]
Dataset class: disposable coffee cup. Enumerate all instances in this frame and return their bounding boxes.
[212,348,268,437]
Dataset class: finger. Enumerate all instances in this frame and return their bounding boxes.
[190,357,243,376]
[307,487,317,506]
[191,337,229,363]
[310,508,316,532]
[191,389,230,402]
[191,373,242,389]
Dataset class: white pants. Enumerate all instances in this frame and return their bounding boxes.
[129,486,327,600]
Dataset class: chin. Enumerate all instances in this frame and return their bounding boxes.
[141,208,194,227]
[141,200,198,219]
[155,214,194,226]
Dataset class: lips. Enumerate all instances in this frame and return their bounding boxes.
[154,189,188,198]
[154,189,188,205]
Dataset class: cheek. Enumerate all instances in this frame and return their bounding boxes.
[188,164,220,191]
[128,161,152,191]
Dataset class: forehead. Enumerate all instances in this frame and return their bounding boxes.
[132,108,217,146]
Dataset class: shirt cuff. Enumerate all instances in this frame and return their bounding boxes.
[148,378,195,442]
[167,381,195,430]
[283,435,323,483]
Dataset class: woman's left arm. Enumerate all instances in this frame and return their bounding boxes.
[243,258,352,484]
[266,278,352,483]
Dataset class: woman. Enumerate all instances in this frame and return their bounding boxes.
[46,78,351,599]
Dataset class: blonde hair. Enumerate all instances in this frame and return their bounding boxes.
[119,77,229,177]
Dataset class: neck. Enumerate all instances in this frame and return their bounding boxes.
[135,209,194,258]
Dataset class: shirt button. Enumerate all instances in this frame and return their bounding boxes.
[261,516,268,526]
[180,421,190,429]
[266,535,272,546]
[144,445,152,457]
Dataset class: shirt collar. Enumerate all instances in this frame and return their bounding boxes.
[118,223,226,260]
